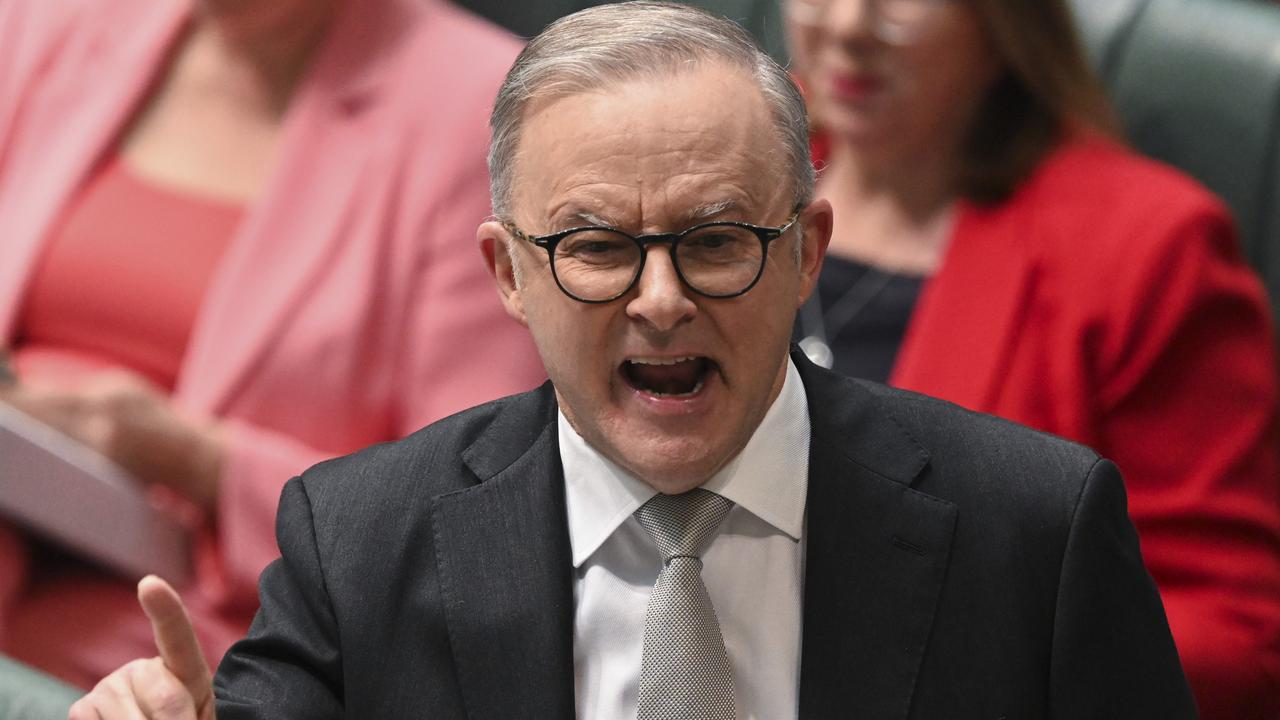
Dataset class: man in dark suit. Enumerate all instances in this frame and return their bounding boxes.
[72,3,1195,718]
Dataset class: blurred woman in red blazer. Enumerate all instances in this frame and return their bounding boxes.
[786,0,1280,717]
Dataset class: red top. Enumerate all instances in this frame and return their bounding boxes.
[13,153,241,391]
[3,156,239,686]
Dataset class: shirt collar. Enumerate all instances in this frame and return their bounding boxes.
[561,357,811,568]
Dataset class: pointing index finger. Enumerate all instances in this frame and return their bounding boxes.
[138,575,213,709]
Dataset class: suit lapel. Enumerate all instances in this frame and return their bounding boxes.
[174,0,411,415]
[429,362,960,718]
[430,385,577,720]
[795,356,958,719]
[890,200,1038,412]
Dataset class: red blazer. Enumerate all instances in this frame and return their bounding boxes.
[891,137,1280,719]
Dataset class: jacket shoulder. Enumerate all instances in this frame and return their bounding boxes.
[0,0,121,37]
[976,136,1247,337]
[1013,136,1234,268]
[295,390,532,515]
[0,0,159,83]
[859,379,1099,464]
[379,0,522,130]
[1027,136,1225,219]
[854,379,1104,512]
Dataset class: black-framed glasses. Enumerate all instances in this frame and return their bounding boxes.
[503,207,802,303]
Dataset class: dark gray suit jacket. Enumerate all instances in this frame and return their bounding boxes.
[214,351,1196,718]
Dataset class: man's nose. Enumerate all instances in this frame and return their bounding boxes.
[625,248,697,332]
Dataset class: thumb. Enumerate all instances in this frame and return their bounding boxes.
[138,575,214,710]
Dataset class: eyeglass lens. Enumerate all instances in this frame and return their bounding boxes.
[551,225,766,301]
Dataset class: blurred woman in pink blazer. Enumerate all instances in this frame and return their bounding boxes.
[0,0,544,688]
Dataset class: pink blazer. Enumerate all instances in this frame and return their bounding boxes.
[0,0,544,683]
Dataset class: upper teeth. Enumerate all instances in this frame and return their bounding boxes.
[628,356,698,366]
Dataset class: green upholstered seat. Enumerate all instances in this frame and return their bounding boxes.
[0,654,81,720]
[1071,0,1280,323]
[1071,0,1148,77]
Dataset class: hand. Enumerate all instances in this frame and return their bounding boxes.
[0,348,15,386]
[0,370,224,511]
[69,576,217,720]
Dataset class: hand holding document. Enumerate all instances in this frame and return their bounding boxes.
[0,397,193,584]
[0,369,224,511]
[0,349,15,386]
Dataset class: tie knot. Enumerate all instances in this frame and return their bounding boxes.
[635,488,734,562]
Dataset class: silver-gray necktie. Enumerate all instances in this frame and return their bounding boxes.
[635,488,736,720]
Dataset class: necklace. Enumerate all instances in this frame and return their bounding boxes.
[798,264,896,369]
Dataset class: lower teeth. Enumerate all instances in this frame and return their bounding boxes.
[647,378,704,397]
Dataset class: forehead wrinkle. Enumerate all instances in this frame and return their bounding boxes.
[522,79,785,232]
[540,167,778,234]
[654,172,763,223]
[543,181,638,230]
[568,200,740,232]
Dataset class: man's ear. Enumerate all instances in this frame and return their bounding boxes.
[478,221,528,326]
[796,198,833,307]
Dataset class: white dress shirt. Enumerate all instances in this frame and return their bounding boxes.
[560,358,811,720]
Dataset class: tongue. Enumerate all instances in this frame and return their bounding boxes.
[629,359,704,395]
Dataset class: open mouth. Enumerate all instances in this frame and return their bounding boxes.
[621,356,716,398]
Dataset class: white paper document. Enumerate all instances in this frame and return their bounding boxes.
[0,402,192,584]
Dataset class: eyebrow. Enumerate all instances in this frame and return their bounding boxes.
[557,199,744,230]
[565,209,616,228]
[686,199,741,222]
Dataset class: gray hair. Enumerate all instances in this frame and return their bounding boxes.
[487,1,815,220]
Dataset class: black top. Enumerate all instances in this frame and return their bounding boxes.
[794,254,925,383]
